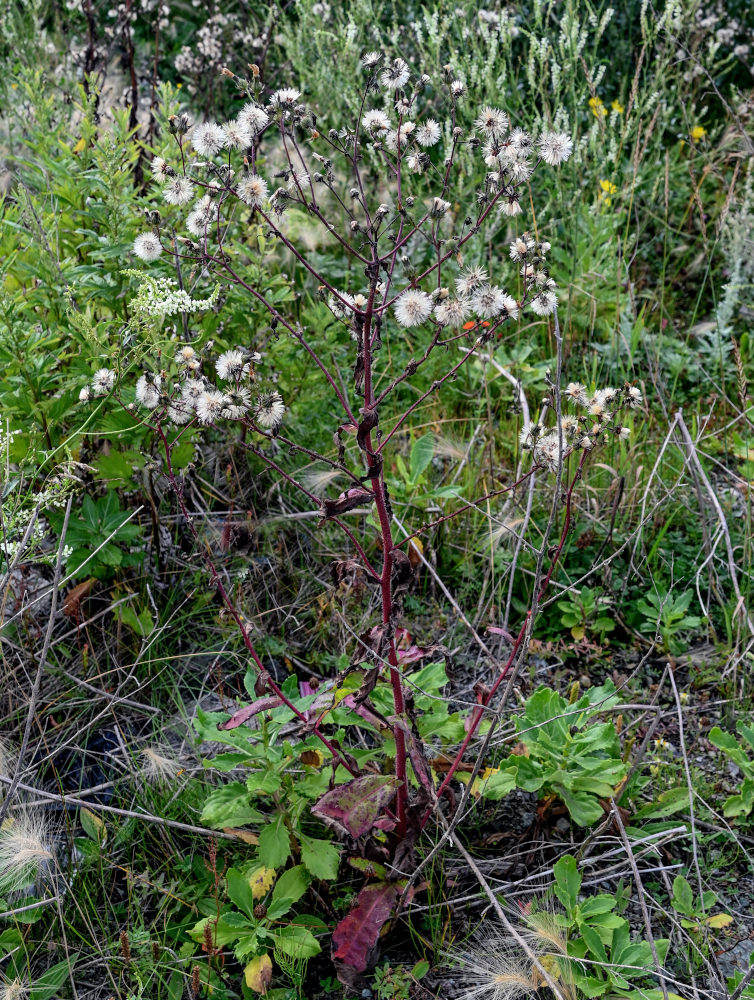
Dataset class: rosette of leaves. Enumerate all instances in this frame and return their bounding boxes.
[494,682,626,826]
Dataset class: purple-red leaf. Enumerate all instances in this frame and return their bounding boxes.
[217,696,283,730]
[332,881,399,973]
[312,774,399,838]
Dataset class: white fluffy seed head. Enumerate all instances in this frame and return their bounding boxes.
[380,58,410,90]
[196,388,225,424]
[238,103,269,135]
[394,289,433,327]
[222,387,252,419]
[470,284,507,319]
[255,391,285,429]
[216,349,248,381]
[222,119,253,150]
[91,368,116,396]
[416,119,441,147]
[164,176,194,205]
[191,121,226,157]
[474,106,509,139]
[537,131,573,166]
[237,174,268,208]
[135,373,162,409]
[362,109,391,135]
[150,157,170,183]
[133,232,162,262]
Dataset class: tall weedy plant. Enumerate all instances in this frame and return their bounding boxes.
[80,53,641,975]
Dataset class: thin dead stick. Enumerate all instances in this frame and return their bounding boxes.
[0,495,72,826]
[0,776,240,840]
[675,412,754,636]
[0,896,59,919]
[610,800,670,1000]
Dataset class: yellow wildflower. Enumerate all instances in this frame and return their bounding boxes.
[589,96,607,118]
[598,178,618,206]
[690,125,706,142]
[611,99,624,113]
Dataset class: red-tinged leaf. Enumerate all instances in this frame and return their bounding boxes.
[332,882,399,973]
[217,696,283,730]
[341,696,389,731]
[487,625,515,642]
[312,774,399,837]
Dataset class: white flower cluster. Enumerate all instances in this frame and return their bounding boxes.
[520,382,643,472]
[124,272,221,319]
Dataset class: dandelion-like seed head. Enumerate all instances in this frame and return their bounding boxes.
[222,387,252,420]
[361,51,383,69]
[216,349,248,381]
[222,119,253,150]
[470,284,507,319]
[565,382,588,405]
[625,385,643,407]
[456,265,489,298]
[394,289,433,327]
[191,121,227,157]
[510,128,533,152]
[238,103,269,135]
[380,58,410,90]
[499,189,523,217]
[175,345,196,365]
[167,402,193,425]
[150,157,171,183]
[269,88,301,108]
[237,173,268,208]
[133,232,163,262]
[416,119,441,147]
[91,368,116,396]
[196,388,225,424]
[529,289,558,316]
[474,106,509,139]
[329,290,355,319]
[181,378,207,407]
[429,196,451,218]
[0,814,54,894]
[135,373,162,409]
[164,176,193,205]
[186,195,214,237]
[435,298,471,328]
[362,109,391,135]
[538,131,574,166]
[255,391,285,429]
[385,121,416,153]
[509,236,535,262]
